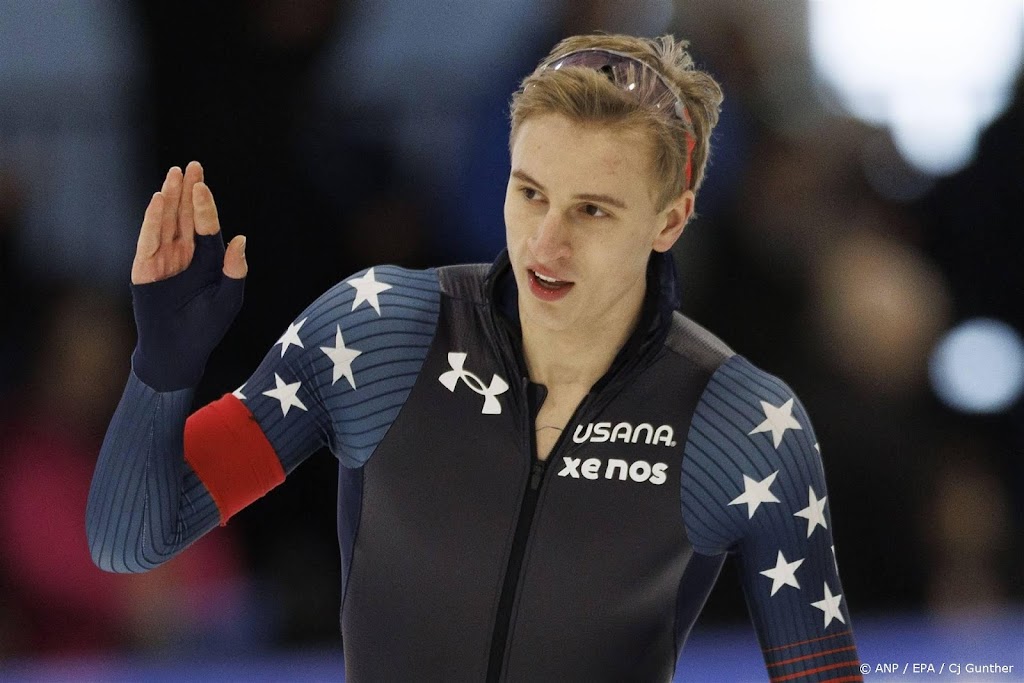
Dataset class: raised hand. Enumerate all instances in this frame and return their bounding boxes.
[129,162,248,391]
[132,162,247,284]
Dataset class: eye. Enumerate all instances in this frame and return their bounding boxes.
[519,187,542,202]
[582,203,610,218]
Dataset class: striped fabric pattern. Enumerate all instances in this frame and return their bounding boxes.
[86,378,219,573]
[681,355,862,681]
[238,266,440,471]
[86,265,441,573]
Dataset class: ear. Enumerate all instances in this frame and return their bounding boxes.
[652,189,695,253]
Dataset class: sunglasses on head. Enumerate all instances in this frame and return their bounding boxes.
[540,48,695,188]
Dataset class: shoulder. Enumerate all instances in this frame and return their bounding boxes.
[308,265,442,319]
[663,311,735,375]
[285,265,443,345]
[254,264,444,402]
[692,355,818,458]
[680,352,823,555]
[435,262,491,303]
[249,265,444,467]
[659,313,808,438]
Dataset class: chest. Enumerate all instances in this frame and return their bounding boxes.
[534,387,588,461]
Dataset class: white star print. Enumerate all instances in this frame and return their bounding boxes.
[262,373,307,417]
[759,550,804,596]
[320,325,362,389]
[794,486,828,538]
[729,470,781,519]
[749,398,803,448]
[810,582,846,628]
[814,442,820,454]
[348,268,391,315]
[232,384,246,400]
[275,318,307,358]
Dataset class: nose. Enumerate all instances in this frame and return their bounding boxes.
[528,209,571,264]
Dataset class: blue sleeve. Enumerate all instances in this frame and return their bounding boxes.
[87,265,440,573]
[238,266,440,471]
[85,377,220,573]
[681,356,862,682]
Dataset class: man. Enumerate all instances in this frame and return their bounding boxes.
[88,34,862,681]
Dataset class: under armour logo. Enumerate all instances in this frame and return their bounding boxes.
[438,352,509,415]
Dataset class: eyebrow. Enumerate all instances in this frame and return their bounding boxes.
[512,169,629,210]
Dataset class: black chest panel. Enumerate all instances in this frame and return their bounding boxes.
[339,269,721,682]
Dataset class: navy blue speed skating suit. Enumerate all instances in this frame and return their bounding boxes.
[88,246,862,682]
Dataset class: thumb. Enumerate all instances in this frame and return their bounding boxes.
[223,235,248,279]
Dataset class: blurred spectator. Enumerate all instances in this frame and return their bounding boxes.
[0,168,33,397]
[925,433,1015,616]
[0,287,256,656]
[811,226,951,399]
[0,1,148,287]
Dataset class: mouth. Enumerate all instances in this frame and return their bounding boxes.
[529,268,572,289]
[527,268,575,301]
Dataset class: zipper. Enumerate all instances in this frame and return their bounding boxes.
[485,380,592,682]
[478,249,666,680]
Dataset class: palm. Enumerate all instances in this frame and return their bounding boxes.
[132,231,196,284]
[131,162,245,285]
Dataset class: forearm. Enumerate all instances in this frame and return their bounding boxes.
[86,370,220,573]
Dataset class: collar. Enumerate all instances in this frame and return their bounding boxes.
[483,248,681,383]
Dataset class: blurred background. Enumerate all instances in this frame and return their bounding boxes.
[1,0,1021,680]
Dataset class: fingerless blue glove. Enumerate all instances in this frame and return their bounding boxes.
[131,233,244,391]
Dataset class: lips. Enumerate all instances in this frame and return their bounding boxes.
[532,270,569,288]
[528,265,572,285]
[526,267,574,301]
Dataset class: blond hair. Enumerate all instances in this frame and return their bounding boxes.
[509,34,723,210]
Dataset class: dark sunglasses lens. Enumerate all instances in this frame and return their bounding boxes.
[549,51,671,110]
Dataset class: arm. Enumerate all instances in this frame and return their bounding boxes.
[86,267,441,573]
[682,355,862,682]
[86,162,286,573]
[86,376,220,573]
[87,163,441,572]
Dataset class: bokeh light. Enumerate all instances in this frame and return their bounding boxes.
[809,0,1023,175]
[930,318,1024,413]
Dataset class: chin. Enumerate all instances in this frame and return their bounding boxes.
[521,298,578,332]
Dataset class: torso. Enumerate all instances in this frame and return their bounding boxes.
[534,386,588,461]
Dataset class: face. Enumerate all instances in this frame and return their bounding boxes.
[504,113,693,336]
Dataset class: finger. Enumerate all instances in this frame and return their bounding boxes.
[178,160,204,239]
[223,235,248,279]
[136,191,164,259]
[192,181,221,236]
[160,166,183,243]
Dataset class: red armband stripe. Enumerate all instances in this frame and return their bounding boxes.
[185,394,285,525]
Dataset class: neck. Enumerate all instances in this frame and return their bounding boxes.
[519,285,646,390]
